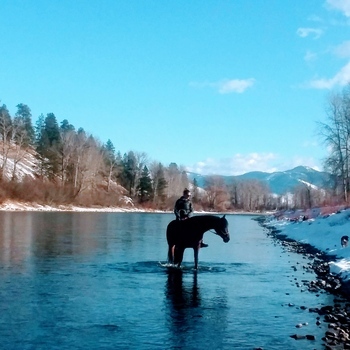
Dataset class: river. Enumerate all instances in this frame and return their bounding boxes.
[0,212,333,349]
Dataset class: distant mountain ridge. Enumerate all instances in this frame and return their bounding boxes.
[187,166,333,195]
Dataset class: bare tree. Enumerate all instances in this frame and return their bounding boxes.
[238,180,270,211]
[319,86,350,202]
[59,128,76,185]
[165,163,189,199]
[149,161,167,206]
[204,175,229,211]
[11,117,32,181]
[71,128,90,196]
[0,104,12,180]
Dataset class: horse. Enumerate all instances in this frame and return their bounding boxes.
[166,215,230,270]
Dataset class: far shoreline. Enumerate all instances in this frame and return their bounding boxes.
[0,200,267,215]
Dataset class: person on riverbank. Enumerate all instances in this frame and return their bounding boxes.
[174,188,208,247]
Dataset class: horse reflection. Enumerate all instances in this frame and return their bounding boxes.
[165,269,200,310]
[164,269,229,348]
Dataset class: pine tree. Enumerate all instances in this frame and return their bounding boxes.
[154,163,167,206]
[103,139,118,191]
[45,113,61,147]
[60,119,75,132]
[14,103,34,146]
[120,151,138,196]
[35,113,61,178]
[10,104,35,181]
[137,165,153,203]
[34,114,47,177]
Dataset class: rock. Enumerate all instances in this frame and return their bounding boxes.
[324,314,339,322]
[309,307,319,313]
[325,330,338,339]
[306,334,316,340]
[290,334,306,340]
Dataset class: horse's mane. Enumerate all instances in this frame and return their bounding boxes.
[191,214,221,219]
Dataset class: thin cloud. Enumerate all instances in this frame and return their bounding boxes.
[308,61,350,89]
[218,79,255,94]
[308,14,324,22]
[333,40,350,57]
[304,50,318,62]
[190,78,255,94]
[327,0,350,17]
[297,27,324,39]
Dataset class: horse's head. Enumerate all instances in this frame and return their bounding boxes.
[215,215,230,243]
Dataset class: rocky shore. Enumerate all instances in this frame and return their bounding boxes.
[256,216,350,350]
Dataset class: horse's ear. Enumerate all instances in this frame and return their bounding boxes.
[222,215,226,219]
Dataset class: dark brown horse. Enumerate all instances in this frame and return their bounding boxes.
[166,215,230,270]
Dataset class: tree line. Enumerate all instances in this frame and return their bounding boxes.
[0,98,341,212]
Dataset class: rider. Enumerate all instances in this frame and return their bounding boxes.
[174,188,208,248]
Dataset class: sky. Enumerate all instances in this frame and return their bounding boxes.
[1,0,350,176]
[270,207,350,283]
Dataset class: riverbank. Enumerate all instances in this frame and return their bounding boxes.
[260,211,350,349]
[0,200,149,212]
[0,199,265,215]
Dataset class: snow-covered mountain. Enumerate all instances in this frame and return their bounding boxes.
[188,166,334,195]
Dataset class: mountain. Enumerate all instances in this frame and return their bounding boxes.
[187,166,334,195]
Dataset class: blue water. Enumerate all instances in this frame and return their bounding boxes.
[0,212,332,349]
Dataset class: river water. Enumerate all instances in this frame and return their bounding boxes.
[0,212,334,349]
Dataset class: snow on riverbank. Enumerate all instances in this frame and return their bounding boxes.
[266,209,350,284]
[0,200,164,213]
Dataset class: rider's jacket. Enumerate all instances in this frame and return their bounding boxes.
[174,196,193,220]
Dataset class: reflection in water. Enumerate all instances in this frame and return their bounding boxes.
[164,269,202,349]
[165,269,200,310]
[164,269,230,349]
[0,212,34,267]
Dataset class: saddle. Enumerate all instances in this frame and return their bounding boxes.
[179,209,189,220]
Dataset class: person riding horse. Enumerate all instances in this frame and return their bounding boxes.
[174,188,208,247]
[167,215,229,269]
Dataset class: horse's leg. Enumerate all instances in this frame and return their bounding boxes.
[167,245,174,265]
[194,246,200,270]
[174,246,184,268]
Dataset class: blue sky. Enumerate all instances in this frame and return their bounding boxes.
[1,0,350,175]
